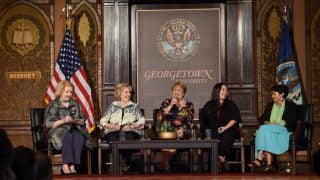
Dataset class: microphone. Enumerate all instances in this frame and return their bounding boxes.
[172,96,178,108]
[120,108,125,129]
[121,108,124,119]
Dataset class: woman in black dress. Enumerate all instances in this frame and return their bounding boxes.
[200,82,241,169]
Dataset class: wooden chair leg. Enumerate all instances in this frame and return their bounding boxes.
[292,145,296,174]
[241,146,245,173]
[87,150,92,175]
[190,149,194,173]
[98,146,102,175]
[197,149,202,173]
[146,149,151,173]
[250,145,255,173]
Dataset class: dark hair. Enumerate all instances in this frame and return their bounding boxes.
[210,82,228,109]
[211,82,227,101]
[11,146,36,180]
[0,128,13,176]
[271,84,289,98]
[35,152,52,180]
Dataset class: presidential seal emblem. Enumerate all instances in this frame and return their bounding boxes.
[157,19,200,62]
[276,61,302,103]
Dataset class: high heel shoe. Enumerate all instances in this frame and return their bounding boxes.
[220,160,230,171]
[69,165,78,174]
[264,165,274,174]
[155,166,170,173]
[248,158,263,167]
[60,169,72,176]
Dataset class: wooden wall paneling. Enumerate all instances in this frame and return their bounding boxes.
[226,2,241,84]
[220,3,227,83]
[226,0,254,86]
[103,1,117,112]
[242,1,254,84]
[226,0,256,126]
[305,0,312,105]
[307,0,320,154]
[103,1,116,85]
[228,88,257,125]
[308,0,320,122]
[130,4,137,101]
[102,0,130,112]
[118,1,130,83]
[0,0,54,148]
[228,88,257,144]
[102,89,116,116]
[313,126,320,153]
[2,127,33,148]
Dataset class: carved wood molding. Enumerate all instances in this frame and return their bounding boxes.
[70,0,103,121]
[254,0,293,115]
[0,0,54,128]
[310,5,320,119]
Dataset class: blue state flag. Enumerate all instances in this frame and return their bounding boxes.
[276,20,303,104]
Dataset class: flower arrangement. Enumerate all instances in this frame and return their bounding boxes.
[156,110,176,132]
[157,120,176,132]
[156,121,178,140]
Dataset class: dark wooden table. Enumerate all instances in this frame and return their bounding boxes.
[109,139,219,176]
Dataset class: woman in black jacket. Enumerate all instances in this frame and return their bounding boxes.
[200,82,241,169]
[249,84,297,173]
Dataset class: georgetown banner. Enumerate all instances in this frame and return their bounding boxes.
[135,4,225,120]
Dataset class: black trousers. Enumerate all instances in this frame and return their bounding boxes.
[212,130,235,158]
[103,131,140,164]
[314,149,320,176]
[62,128,85,164]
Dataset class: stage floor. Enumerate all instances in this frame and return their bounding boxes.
[52,173,320,180]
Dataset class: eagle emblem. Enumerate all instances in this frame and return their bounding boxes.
[157,19,200,62]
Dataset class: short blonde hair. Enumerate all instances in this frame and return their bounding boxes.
[172,81,187,94]
[114,83,132,101]
[55,80,74,98]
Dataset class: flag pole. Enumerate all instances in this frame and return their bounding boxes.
[283,4,286,19]
[62,3,72,28]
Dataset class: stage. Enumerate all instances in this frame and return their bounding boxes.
[52,173,319,180]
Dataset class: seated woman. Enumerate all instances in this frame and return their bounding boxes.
[200,82,241,170]
[157,81,194,172]
[45,80,92,175]
[100,83,145,170]
[249,84,297,173]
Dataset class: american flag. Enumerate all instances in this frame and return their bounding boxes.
[44,27,95,133]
